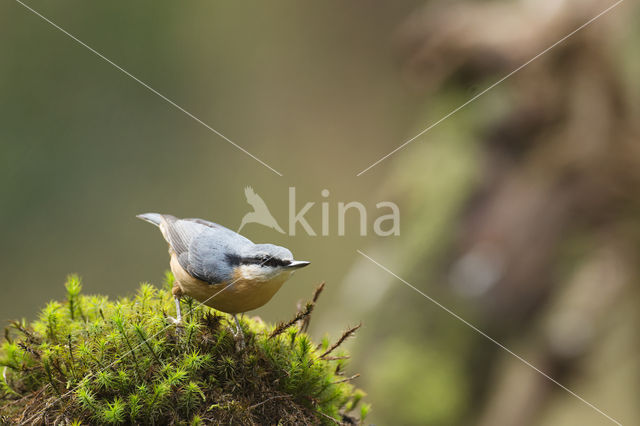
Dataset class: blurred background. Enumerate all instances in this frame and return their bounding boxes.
[1,0,639,424]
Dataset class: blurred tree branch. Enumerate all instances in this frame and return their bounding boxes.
[354,0,639,424]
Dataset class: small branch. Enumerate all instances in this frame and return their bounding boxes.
[269,302,313,339]
[317,410,341,425]
[17,342,41,360]
[333,373,360,384]
[247,394,290,410]
[10,321,40,345]
[300,282,325,333]
[320,323,361,359]
[322,355,350,361]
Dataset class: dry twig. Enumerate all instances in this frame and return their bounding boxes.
[300,282,325,333]
[320,324,361,359]
[269,303,313,339]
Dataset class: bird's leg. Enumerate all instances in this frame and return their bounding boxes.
[232,314,245,350]
[170,282,183,325]
[174,296,182,323]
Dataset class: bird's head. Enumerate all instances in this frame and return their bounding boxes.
[230,244,310,282]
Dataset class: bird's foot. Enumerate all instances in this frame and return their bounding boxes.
[229,314,247,352]
[230,315,246,351]
[168,316,183,327]
[234,330,246,351]
[170,294,183,328]
[225,325,245,351]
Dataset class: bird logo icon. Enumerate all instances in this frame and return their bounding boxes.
[238,186,285,234]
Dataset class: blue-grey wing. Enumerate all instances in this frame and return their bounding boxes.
[162,217,204,256]
[161,216,252,284]
[185,228,251,284]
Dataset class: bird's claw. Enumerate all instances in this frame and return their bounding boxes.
[234,331,246,351]
[168,316,182,326]
[227,325,246,351]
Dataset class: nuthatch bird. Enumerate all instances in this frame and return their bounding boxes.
[137,213,310,347]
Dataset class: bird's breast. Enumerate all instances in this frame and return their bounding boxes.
[170,254,290,314]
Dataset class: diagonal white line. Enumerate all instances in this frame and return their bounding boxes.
[14,0,283,177]
[356,0,625,176]
[356,249,622,425]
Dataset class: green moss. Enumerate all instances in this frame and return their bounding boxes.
[0,275,367,425]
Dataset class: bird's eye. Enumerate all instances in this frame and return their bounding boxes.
[266,257,278,267]
[254,255,273,266]
[260,256,287,267]
[241,255,287,267]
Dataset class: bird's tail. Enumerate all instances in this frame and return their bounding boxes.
[136,212,164,227]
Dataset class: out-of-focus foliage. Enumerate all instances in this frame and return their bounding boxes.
[348,0,640,424]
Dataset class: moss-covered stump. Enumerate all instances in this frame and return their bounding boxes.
[0,275,368,425]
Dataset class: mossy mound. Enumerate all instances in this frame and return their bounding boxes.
[0,274,368,425]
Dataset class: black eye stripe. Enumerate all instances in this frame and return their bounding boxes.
[241,256,290,267]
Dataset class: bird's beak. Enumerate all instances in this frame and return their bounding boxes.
[287,260,310,269]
